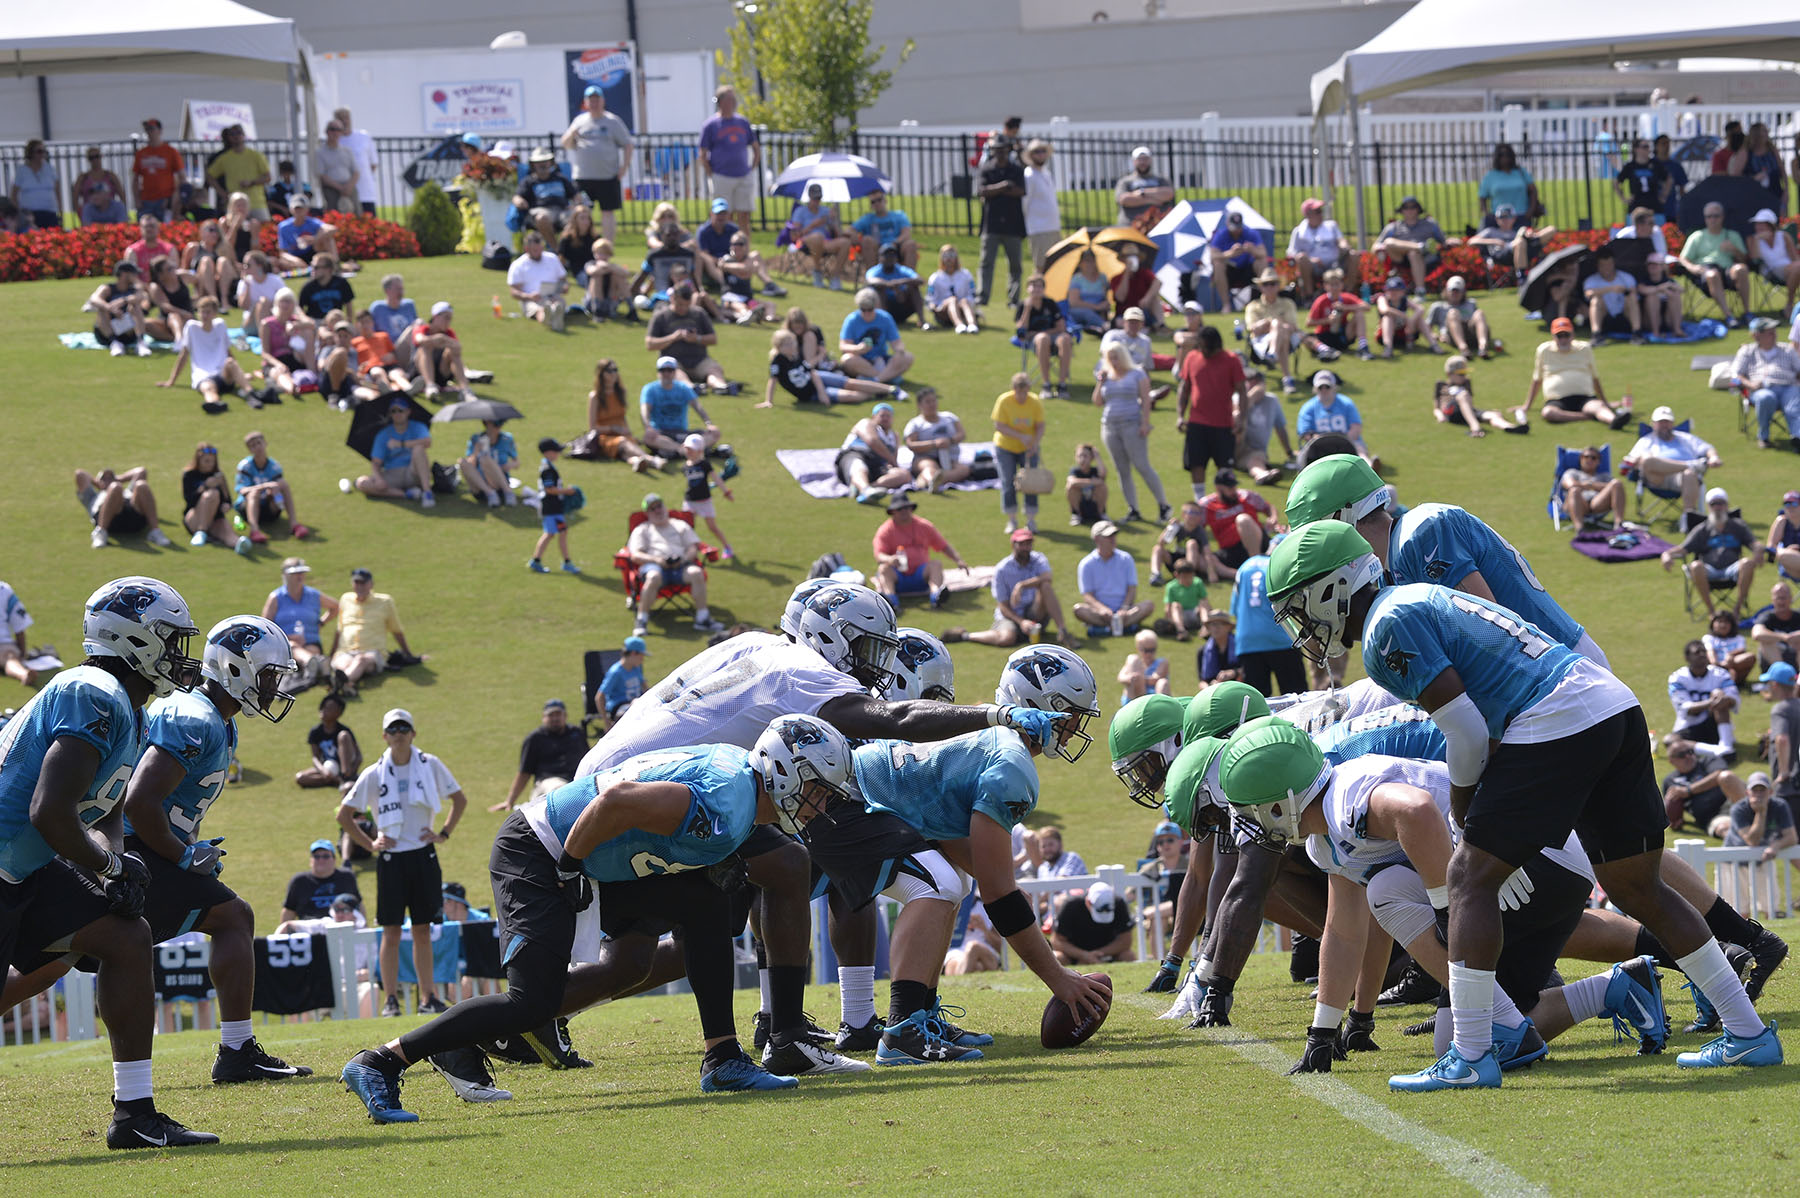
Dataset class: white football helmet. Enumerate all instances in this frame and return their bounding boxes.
[1272,550,1384,666]
[203,615,299,723]
[794,582,900,691]
[779,577,838,640]
[994,644,1099,762]
[82,576,201,697]
[883,628,955,702]
[752,713,855,838]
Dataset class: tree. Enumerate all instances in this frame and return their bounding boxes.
[716,0,913,147]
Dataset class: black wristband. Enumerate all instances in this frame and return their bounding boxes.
[1160,951,1184,970]
[984,889,1036,938]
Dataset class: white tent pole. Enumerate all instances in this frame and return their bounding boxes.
[1346,70,1367,247]
[286,62,298,176]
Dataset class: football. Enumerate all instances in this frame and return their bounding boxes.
[1040,972,1113,1049]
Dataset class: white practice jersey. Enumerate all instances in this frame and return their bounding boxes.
[577,632,864,775]
[1268,679,1405,735]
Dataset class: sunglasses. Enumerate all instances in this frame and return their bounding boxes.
[311,850,336,859]
[1154,836,1179,846]
[385,724,414,735]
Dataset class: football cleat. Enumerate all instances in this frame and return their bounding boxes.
[1400,1014,1436,1037]
[341,1050,419,1123]
[875,1010,985,1066]
[552,1017,594,1068]
[753,1010,833,1051]
[429,1046,513,1102]
[835,1016,885,1052]
[1676,1021,1783,1069]
[212,1038,313,1084]
[701,1050,799,1093]
[1377,959,1443,1007]
[106,1106,220,1150]
[1388,1045,1502,1092]
[1601,956,1668,1054]
[762,1036,873,1075]
[1493,1019,1548,1071]
[1684,944,1751,1034]
[927,1001,993,1048]
[1743,922,1788,1002]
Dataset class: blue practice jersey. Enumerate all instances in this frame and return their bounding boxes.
[1388,503,1584,651]
[852,727,1038,841]
[1315,704,1446,766]
[1362,584,1579,740]
[124,689,234,842]
[530,744,756,883]
[0,665,143,883]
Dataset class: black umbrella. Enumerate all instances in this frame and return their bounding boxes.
[1518,244,1592,314]
[346,392,434,461]
[432,397,524,424]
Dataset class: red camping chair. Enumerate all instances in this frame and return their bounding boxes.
[614,509,720,616]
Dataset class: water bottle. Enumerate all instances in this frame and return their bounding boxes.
[897,549,910,575]
[1232,319,1244,341]
[491,295,503,319]
[231,511,247,533]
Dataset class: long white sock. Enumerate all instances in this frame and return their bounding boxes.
[1191,482,1206,504]
[1491,987,1525,1028]
[1690,738,1729,758]
[1716,721,1736,752]
[1448,962,1496,1058]
[838,966,876,1026]
[1560,972,1612,1025]
[113,1059,153,1103]
[1678,942,1764,1037]
[758,968,773,1016]
[220,1018,253,1050]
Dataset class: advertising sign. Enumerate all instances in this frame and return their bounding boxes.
[422,80,526,135]
[565,44,637,132]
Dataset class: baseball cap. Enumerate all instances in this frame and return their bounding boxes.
[309,838,336,855]
[683,433,706,452]
[1444,275,1467,292]
[1753,208,1778,225]
[879,241,900,256]
[1226,211,1244,224]
[1214,467,1238,486]
[1494,203,1516,218]
[1383,275,1406,290]
[1085,881,1117,921]
[1010,528,1035,542]
[1706,486,1730,506]
[1182,300,1205,315]
[443,881,468,902]
[1122,306,1145,322]
[282,557,310,575]
[1750,316,1778,332]
[1748,770,1774,790]
[1651,405,1675,422]
[430,300,453,317]
[710,197,729,213]
[1444,355,1470,375]
[584,85,603,98]
[622,635,650,654]
[543,698,566,711]
[350,567,372,582]
[1760,661,1797,685]
[655,355,679,370]
[1783,491,1799,505]
[382,708,415,733]
[1301,197,1323,213]
[641,493,664,510]
[388,397,411,412]
[1550,316,1574,334]
[1312,369,1339,391]
[872,402,895,417]
[1153,819,1182,839]
[331,894,360,912]
[1091,520,1119,539]
[143,117,162,130]
[461,132,484,148]
[1131,145,1151,160]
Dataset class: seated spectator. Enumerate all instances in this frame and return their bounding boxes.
[279,836,362,919]
[788,183,851,288]
[1705,609,1759,687]
[646,282,731,394]
[866,241,925,331]
[1052,880,1135,965]
[718,230,783,308]
[1613,139,1670,223]
[834,402,910,503]
[1718,772,1798,862]
[760,328,893,409]
[75,465,171,549]
[159,295,250,415]
[944,528,1080,649]
[175,222,232,316]
[515,147,576,240]
[656,261,724,322]
[1558,444,1628,531]
[1434,356,1526,438]
[640,356,723,458]
[1111,253,1164,331]
[294,691,362,794]
[411,302,474,401]
[235,250,282,333]
[1138,820,1188,934]
[1200,468,1275,576]
[460,419,519,509]
[1151,501,1211,586]
[599,636,650,726]
[871,493,968,613]
[1374,274,1439,358]
[350,309,411,395]
[1662,738,1746,832]
[1115,146,1174,227]
[1670,637,1740,757]
[580,237,635,321]
[1099,306,1168,376]
[367,274,419,364]
[493,697,592,812]
[1613,206,1670,258]
[1730,317,1800,449]
[508,231,569,331]
[1035,826,1087,882]
[327,566,415,699]
[1767,492,1800,582]
[1372,196,1450,292]
[1171,300,1208,359]
[274,196,336,270]
[352,397,435,509]
[692,199,737,290]
[1749,208,1800,318]
[627,493,724,636]
[902,387,969,492]
[1065,442,1107,527]
[263,556,336,690]
[80,179,128,227]
[1161,558,1211,642]
[1064,248,1111,334]
[143,255,196,343]
[926,244,980,334]
[1662,487,1758,618]
[942,901,1002,976]
[235,429,307,542]
[586,358,663,469]
[441,881,489,925]
[318,317,379,409]
[852,188,917,269]
[259,287,315,401]
[1118,629,1171,701]
[84,260,150,357]
[1206,211,1267,313]
[179,441,246,552]
[1679,202,1752,328]
[1530,319,1628,429]
[1583,247,1642,343]
[123,213,178,278]
[1286,197,1357,300]
[1297,372,1379,472]
[1016,274,1073,398]
[1198,610,1242,683]
[1636,253,1684,338]
[1306,268,1372,361]
[839,287,914,385]
[1751,582,1800,668]
[1246,270,1334,395]
[1623,405,1719,520]
[1427,275,1496,359]
[1075,520,1153,637]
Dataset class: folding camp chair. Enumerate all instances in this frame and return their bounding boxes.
[613,509,720,620]
[1677,503,1750,621]
[1625,419,1699,527]
[579,649,622,740]
[1012,300,1082,390]
[1736,377,1794,447]
[1548,443,1613,531]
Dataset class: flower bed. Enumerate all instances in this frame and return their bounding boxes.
[0,213,421,283]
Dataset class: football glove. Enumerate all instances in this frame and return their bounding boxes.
[1159,960,1206,1020]
[1497,866,1536,912]
[556,852,594,914]
[705,855,750,898]
[179,837,227,878]
[1345,1009,1381,1053]
[104,851,152,920]
[1000,705,1067,750]
[1189,977,1234,1028]
[1287,1025,1341,1074]
[1145,952,1184,993]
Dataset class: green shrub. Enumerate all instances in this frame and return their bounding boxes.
[408,181,462,257]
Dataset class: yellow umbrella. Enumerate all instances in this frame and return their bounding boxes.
[1041,227,1159,301]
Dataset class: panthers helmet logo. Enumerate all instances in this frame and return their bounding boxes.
[895,634,939,672]
[777,716,827,750]
[210,622,266,656]
[93,584,158,619]
[1009,650,1066,688]
[806,588,857,619]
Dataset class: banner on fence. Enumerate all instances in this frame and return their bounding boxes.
[183,100,257,140]
[423,81,526,136]
[565,44,637,133]
[154,935,212,1002]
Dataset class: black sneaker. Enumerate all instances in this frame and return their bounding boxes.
[106,1105,220,1150]
[420,995,449,1014]
[1289,934,1320,984]
[1743,921,1788,1002]
[1377,959,1443,1007]
[212,1038,314,1084]
[753,1010,833,1050]
[380,995,403,1018]
[480,1032,543,1067]
[835,1015,885,1052]
[762,1035,872,1075]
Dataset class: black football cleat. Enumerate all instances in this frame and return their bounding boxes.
[753,1010,833,1051]
[212,1038,314,1084]
[107,1105,220,1149]
[1378,959,1443,1007]
[835,1016,885,1053]
[1743,922,1789,1003]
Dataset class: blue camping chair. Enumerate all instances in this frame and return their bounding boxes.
[1625,419,1698,527]
[1549,444,1612,531]
[1012,299,1082,391]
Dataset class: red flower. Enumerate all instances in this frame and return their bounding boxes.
[0,214,420,282]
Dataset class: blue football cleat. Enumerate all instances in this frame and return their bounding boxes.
[1602,955,1668,1053]
[1676,1021,1784,1069]
[1493,1018,1548,1071]
[876,1010,984,1066]
[341,1050,418,1123]
[1682,977,1721,1035]
[700,1050,799,1092]
[1388,1045,1502,1092]
[928,1002,993,1048]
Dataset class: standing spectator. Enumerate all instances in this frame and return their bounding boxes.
[337,708,468,1018]
[1244,269,1323,395]
[943,528,1080,649]
[1075,520,1153,637]
[1669,638,1740,758]
[1229,548,1306,697]
[279,838,363,919]
[263,556,337,691]
[564,85,634,242]
[838,286,914,385]
[1661,487,1759,619]
[314,120,360,214]
[1621,405,1719,521]
[1023,140,1062,271]
[327,567,415,699]
[871,493,968,614]
[179,441,247,552]
[678,433,733,561]
[1296,371,1378,470]
[639,356,722,458]
[1558,445,1629,531]
[902,386,969,493]
[1679,202,1751,328]
[626,493,724,636]
[1721,774,1797,866]
[507,232,569,331]
[1767,494,1800,583]
[159,295,249,415]
[1661,739,1746,832]
[1731,317,1800,449]
[1745,123,1787,213]
[866,242,926,331]
[528,438,579,576]
[1118,629,1171,700]
[1371,196,1449,293]
[1748,212,1800,321]
[10,139,60,229]
[852,190,917,270]
[1652,134,1689,224]
[1206,211,1269,313]
[0,579,36,688]
[1199,468,1275,578]
[646,283,731,394]
[333,107,379,214]
[1175,326,1246,496]
[1198,611,1242,684]
[205,125,271,217]
[1478,142,1539,224]
[1637,252,1685,338]
[1162,558,1211,642]
[976,134,1026,308]
[1306,267,1372,361]
[131,118,183,219]
[1016,274,1073,397]
[1763,662,1800,817]
[295,695,362,795]
[926,244,980,334]
[266,160,306,220]
[460,419,519,508]
[492,698,592,812]
[1051,882,1135,965]
[598,636,650,727]
[1115,146,1174,228]
[696,85,757,230]
[1096,342,1169,525]
[1426,275,1496,359]
[411,302,474,401]
[1529,318,1629,429]
[75,464,172,549]
[1286,198,1357,300]
[351,399,434,508]
[993,371,1046,533]
[1751,582,1800,669]
[1706,609,1759,687]
[1614,138,1671,220]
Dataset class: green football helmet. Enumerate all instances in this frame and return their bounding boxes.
[1217,716,1331,848]
[1163,736,1230,838]
[1182,681,1271,745]
[1109,693,1189,808]
[1285,454,1393,530]
[1266,520,1384,666]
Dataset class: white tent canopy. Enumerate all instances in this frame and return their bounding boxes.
[1312,2,1800,115]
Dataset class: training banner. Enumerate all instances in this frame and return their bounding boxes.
[565,43,637,132]
[183,100,257,140]
[422,80,526,136]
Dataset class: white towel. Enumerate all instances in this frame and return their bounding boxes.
[370,748,444,835]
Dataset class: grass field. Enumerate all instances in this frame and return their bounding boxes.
[1,235,1797,1184]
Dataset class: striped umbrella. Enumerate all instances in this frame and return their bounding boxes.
[772,151,894,202]
[1040,227,1160,301]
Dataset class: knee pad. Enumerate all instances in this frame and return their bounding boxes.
[881,850,967,907]
[1367,865,1437,949]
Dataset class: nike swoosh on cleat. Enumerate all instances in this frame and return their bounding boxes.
[134,1131,167,1147]
[1722,1046,1760,1064]
[257,1065,301,1076]
[1626,995,1651,1026]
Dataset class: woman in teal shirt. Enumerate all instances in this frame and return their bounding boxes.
[1478,143,1538,224]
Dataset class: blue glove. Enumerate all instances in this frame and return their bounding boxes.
[1002,705,1066,750]
[179,837,227,877]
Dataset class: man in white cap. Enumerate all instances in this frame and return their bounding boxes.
[1729,316,1800,449]
[1115,147,1172,227]
[1662,487,1760,618]
[1051,880,1136,964]
[1622,405,1720,519]
[337,707,469,1018]
[1426,275,1495,359]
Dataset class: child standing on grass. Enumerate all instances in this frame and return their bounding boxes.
[681,433,735,560]
[529,437,580,574]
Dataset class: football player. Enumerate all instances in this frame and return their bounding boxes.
[882,627,956,702]
[1268,521,1781,1087]
[342,715,848,1122]
[0,577,218,1148]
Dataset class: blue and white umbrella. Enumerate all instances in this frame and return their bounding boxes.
[1149,198,1276,307]
[773,151,894,203]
